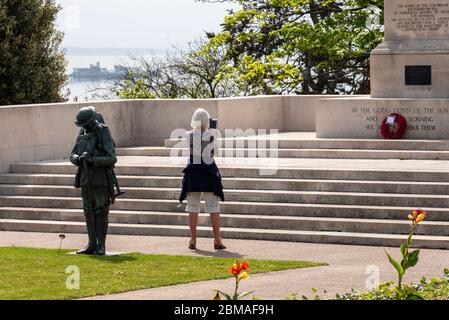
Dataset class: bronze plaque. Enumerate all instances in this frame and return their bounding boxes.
[405,66,431,86]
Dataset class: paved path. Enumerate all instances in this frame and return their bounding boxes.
[2,231,449,300]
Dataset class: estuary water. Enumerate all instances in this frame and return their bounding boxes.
[64,53,154,102]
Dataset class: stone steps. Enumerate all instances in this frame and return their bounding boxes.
[164,137,449,150]
[117,146,449,160]
[3,173,449,194]
[2,218,449,249]
[10,162,449,182]
[1,207,449,236]
[3,132,449,248]
[1,195,449,221]
[0,184,448,207]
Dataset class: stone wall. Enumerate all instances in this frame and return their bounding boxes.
[0,95,326,173]
[0,100,137,173]
[316,96,449,139]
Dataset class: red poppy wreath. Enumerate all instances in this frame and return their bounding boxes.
[380,113,407,139]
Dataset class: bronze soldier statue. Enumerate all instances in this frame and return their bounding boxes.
[70,106,117,256]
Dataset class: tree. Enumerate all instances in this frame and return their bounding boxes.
[0,0,67,105]
[200,0,384,95]
[114,39,239,99]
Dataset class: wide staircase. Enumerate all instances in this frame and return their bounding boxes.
[2,132,449,249]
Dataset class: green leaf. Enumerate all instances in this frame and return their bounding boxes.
[402,285,424,300]
[385,251,404,277]
[406,250,420,269]
[401,253,409,270]
[400,243,407,257]
[237,291,255,300]
[407,233,414,247]
[214,290,232,300]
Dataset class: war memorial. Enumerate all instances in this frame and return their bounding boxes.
[3,0,449,303]
[0,0,449,248]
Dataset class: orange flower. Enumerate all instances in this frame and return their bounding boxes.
[416,213,426,223]
[239,262,249,270]
[408,209,427,224]
[230,263,241,276]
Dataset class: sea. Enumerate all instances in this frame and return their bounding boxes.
[65,55,123,102]
[64,49,162,102]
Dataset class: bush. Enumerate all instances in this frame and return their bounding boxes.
[335,269,449,300]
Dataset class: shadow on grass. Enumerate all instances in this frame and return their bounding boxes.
[87,254,138,263]
[193,248,245,259]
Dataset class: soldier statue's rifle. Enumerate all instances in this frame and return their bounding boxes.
[106,166,125,204]
[112,169,125,197]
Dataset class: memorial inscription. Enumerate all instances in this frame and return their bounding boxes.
[351,106,449,133]
[391,2,449,33]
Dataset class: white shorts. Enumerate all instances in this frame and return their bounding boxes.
[186,192,220,213]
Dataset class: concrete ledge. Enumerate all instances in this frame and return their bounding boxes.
[0,95,331,173]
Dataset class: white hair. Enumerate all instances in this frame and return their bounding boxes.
[190,108,210,130]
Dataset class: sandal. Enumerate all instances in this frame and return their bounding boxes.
[214,239,227,250]
[188,240,197,250]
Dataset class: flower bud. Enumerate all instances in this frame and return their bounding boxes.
[239,272,249,280]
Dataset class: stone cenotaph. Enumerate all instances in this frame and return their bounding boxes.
[317,0,449,139]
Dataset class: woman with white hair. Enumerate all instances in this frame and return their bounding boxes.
[179,108,226,250]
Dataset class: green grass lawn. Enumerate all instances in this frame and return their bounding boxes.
[0,247,325,300]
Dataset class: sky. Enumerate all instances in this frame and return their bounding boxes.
[56,0,239,50]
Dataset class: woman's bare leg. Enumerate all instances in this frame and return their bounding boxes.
[189,213,199,242]
[210,213,221,241]
[210,213,226,249]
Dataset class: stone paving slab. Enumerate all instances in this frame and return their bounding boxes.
[1,232,449,300]
[22,156,449,172]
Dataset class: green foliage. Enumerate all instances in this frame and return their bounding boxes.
[284,269,449,300]
[335,269,449,300]
[121,1,385,98]
[0,0,67,105]
[201,0,384,95]
[0,247,323,300]
[116,75,156,99]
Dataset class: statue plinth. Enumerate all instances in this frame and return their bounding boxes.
[371,0,449,98]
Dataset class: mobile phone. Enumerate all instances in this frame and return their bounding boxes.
[209,118,218,129]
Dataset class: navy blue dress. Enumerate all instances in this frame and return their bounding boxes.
[179,130,225,204]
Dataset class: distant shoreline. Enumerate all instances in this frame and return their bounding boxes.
[63,47,170,56]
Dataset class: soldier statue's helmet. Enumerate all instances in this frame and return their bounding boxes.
[75,106,97,127]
